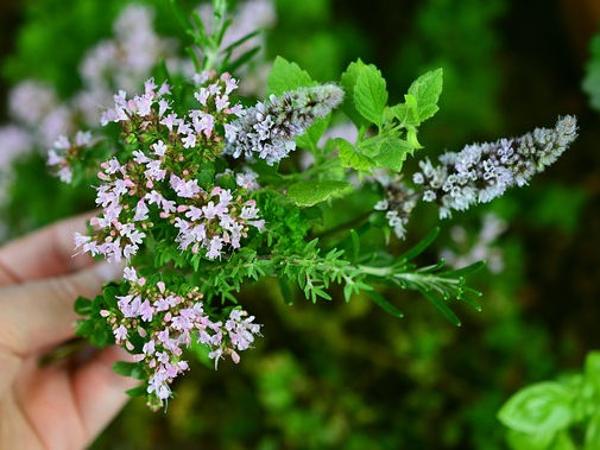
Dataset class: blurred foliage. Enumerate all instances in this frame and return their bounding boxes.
[1,0,191,98]
[583,33,600,112]
[499,351,600,450]
[0,0,597,449]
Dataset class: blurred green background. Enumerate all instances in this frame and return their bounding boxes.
[0,0,599,448]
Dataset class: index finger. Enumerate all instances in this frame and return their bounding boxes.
[0,213,95,286]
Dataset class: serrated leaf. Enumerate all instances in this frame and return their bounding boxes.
[336,138,375,171]
[340,59,369,127]
[354,64,388,126]
[267,56,313,95]
[387,94,419,126]
[358,135,383,157]
[287,180,352,207]
[407,68,443,122]
[498,382,574,435]
[372,137,413,172]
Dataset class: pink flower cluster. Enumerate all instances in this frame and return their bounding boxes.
[73,74,264,263]
[173,185,264,259]
[102,267,261,406]
[47,131,93,183]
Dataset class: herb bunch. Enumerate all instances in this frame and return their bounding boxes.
[48,0,577,410]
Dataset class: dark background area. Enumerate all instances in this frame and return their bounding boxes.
[0,0,22,118]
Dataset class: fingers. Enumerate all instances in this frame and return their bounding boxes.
[0,212,95,287]
[0,262,121,357]
[71,347,137,443]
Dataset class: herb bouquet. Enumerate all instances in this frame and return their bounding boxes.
[48,0,577,410]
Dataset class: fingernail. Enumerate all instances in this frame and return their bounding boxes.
[94,262,123,282]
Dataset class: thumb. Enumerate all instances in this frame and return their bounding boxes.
[0,262,122,357]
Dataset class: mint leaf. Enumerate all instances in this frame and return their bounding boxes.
[407,68,443,123]
[498,382,574,435]
[267,56,313,95]
[340,59,369,127]
[287,180,352,207]
[353,64,388,127]
[387,93,419,126]
[387,69,443,127]
[372,138,413,172]
[336,138,375,171]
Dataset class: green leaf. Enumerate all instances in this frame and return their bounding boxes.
[372,138,414,171]
[354,64,388,126]
[336,138,375,171]
[267,56,313,95]
[550,431,576,450]
[126,385,147,398]
[423,291,461,327]
[74,296,92,315]
[287,180,352,207]
[340,59,369,127]
[585,351,600,380]
[113,361,145,380]
[506,429,555,450]
[498,382,574,435]
[585,412,600,450]
[189,339,214,369]
[368,291,404,318]
[407,68,443,123]
[387,68,443,127]
[387,94,419,126]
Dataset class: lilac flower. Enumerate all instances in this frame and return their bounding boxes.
[0,126,32,168]
[8,81,58,126]
[47,132,94,184]
[114,325,128,343]
[412,116,578,219]
[225,309,261,352]
[372,179,418,240]
[225,84,344,165]
[235,168,260,191]
[106,279,263,407]
[170,174,202,198]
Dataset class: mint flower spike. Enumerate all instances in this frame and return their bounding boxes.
[412,115,578,219]
[225,84,344,165]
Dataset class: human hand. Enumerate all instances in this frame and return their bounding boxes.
[0,214,135,450]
